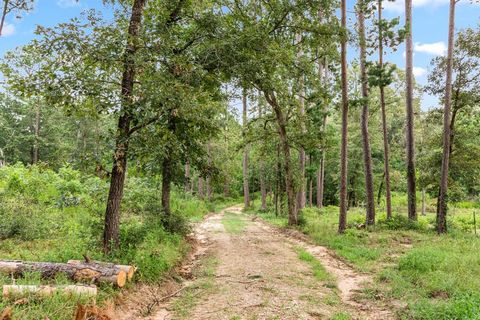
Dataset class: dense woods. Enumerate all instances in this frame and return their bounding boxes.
[0,0,480,319]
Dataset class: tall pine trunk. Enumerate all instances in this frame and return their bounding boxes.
[259,98,267,211]
[358,3,376,226]
[161,157,172,218]
[206,142,212,201]
[103,0,146,253]
[378,0,392,219]
[185,161,191,192]
[242,89,250,209]
[32,101,40,164]
[338,0,349,233]
[296,32,306,211]
[198,177,204,199]
[317,57,328,208]
[265,91,297,225]
[0,0,8,36]
[437,0,456,234]
[405,0,417,221]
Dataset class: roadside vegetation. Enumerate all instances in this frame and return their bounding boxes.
[0,164,237,319]
[249,194,480,319]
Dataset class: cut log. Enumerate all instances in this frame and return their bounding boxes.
[0,261,126,287]
[67,260,135,281]
[3,285,97,298]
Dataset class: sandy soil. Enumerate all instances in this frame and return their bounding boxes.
[120,205,394,320]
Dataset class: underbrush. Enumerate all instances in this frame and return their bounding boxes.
[251,200,480,319]
[0,164,217,319]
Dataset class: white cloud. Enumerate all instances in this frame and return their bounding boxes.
[384,0,448,12]
[413,66,427,77]
[414,41,447,56]
[56,0,81,8]
[1,23,15,36]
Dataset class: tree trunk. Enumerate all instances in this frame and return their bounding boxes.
[198,177,205,199]
[206,143,213,201]
[265,91,297,225]
[405,0,417,221]
[275,143,281,216]
[317,60,328,208]
[422,188,426,216]
[339,0,349,233]
[309,155,313,207]
[437,0,456,234]
[0,261,127,287]
[378,0,392,219]
[161,157,172,218]
[3,285,97,298]
[185,161,191,193]
[67,260,135,281]
[242,89,250,209]
[296,32,307,212]
[0,0,8,37]
[32,100,40,164]
[259,100,267,211]
[358,4,376,226]
[103,0,146,253]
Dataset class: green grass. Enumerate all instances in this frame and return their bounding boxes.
[0,164,214,319]
[172,256,219,319]
[222,211,247,234]
[296,247,332,283]
[251,199,480,320]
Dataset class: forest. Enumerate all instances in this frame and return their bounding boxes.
[0,0,479,319]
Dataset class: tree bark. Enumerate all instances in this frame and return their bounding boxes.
[0,261,127,287]
[405,0,417,221]
[0,0,8,37]
[358,3,376,226]
[67,260,135,281]
[422,188,426,216]
[296,32,307,212]
[338,0,349,233]
[3,285,97,298]
[103,0,147,253]
[242,89,250,208]
[378,0,393,219]
[185,161,191,193]
[437,0,456,234]
[206,142,213,201]
[161,156,172,218]
[32,100,40,164]
[265,91,297,225]
[259,99,267,211]
[198,176,205,199]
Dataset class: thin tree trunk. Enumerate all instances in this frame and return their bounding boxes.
[358,3,376,226]
[265,91,297,225]
[377,171,385,206]
[259,97,267,211]
[206,143,212,201]
[242,89,250,208]
[0,0,8,36]
[161,157,172,218]
[422,188,426,216]
[275,143,281,216]
[198,176,204,199]
[296,32,306,211]
[103,0,147,253]
[32,101,40,164]
[338,0,349,233]
[185,161,191,193]
[317,11,328,209]
[405,0,417,221]
[437,0,456,234]
[309,155,313,207]
[378,0,393,219]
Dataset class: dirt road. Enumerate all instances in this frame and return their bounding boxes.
[129,205,394,320]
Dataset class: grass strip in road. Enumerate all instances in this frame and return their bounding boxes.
[222,212,247,234]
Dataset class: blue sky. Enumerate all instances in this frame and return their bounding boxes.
[0,0,479,110]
